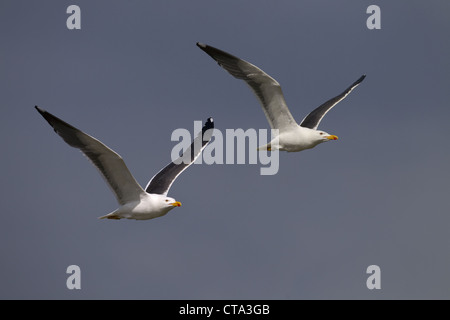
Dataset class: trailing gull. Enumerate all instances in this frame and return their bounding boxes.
[35,106,214,220]
[197,42,365,152]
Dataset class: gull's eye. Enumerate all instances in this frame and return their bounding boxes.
[319,132,323,135]
[165,199,169,202]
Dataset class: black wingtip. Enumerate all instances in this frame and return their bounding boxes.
[35,106,79,134]
[35,105,59,133]
[196,42,206,49]
[35,105,50,121]
[35,105,45,114]
[352,75,366,87]
[35,106,53,122]
[203,117,214,131]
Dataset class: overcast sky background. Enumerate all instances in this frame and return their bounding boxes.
[1,1,450,299]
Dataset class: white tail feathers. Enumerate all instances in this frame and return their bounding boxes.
[98,213,121,220]
[257,143,272,151]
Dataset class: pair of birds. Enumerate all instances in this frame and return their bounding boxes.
[36,43,365,221]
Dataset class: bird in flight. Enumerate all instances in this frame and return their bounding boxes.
[197,42,365,152]
[35,106,214,220]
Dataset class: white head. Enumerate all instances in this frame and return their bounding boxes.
[162,196,182,210]
[153,194,182,216]
[316,130,338,143]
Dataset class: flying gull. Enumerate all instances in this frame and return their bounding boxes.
[197,42,365,152]
[35,106,214,220]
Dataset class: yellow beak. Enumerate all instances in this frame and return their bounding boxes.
[327,135,338,140]
[171,201,182,207]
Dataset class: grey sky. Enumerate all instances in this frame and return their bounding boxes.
[1,1,450,299]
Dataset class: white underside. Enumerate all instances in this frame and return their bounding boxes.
[258,125,327,152]
[99,193,175,220]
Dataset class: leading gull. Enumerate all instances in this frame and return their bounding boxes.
[197,42,365,152]
[35,106,214,220]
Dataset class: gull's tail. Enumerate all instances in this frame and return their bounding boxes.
[98,212,121,220]
[257,143,272,151]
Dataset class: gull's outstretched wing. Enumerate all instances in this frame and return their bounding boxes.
[300,75,366,130]
[145,117,214,196]
[197,43,298,132]
[35,106,145,205]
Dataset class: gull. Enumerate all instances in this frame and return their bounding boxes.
[197,42,365,152]
[35,106,213,220]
